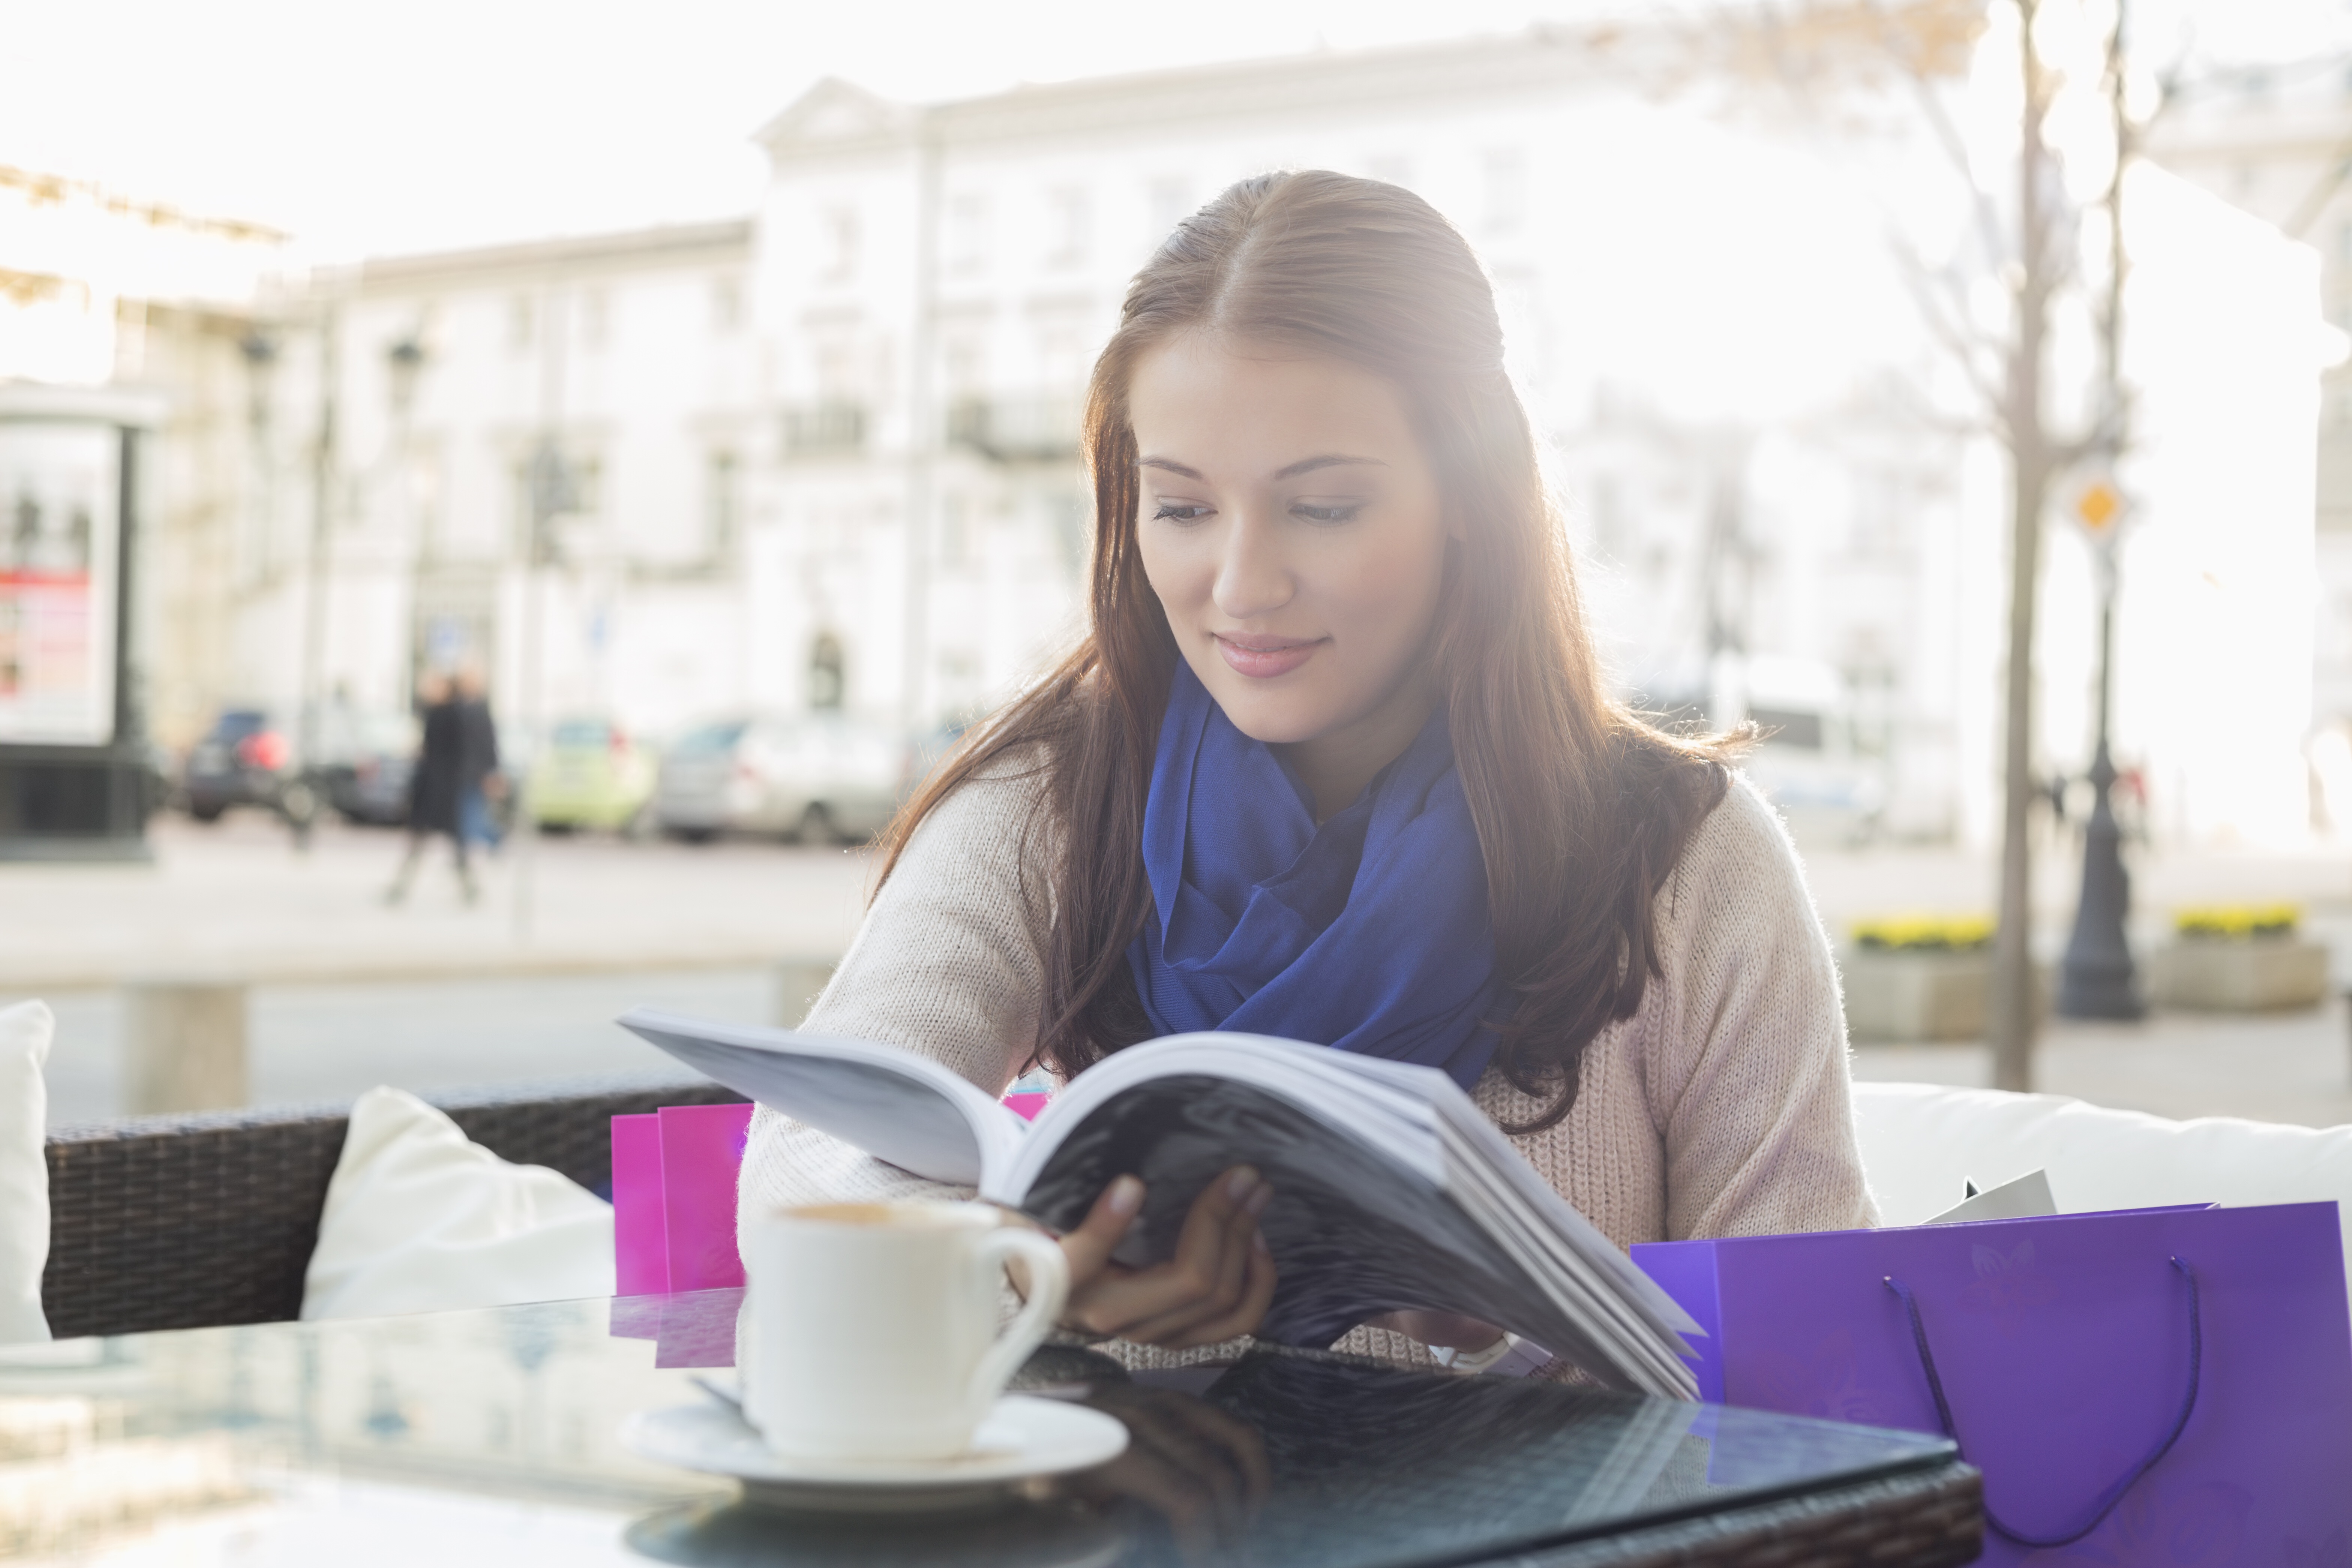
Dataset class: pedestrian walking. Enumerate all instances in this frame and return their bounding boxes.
[387,669,502,905]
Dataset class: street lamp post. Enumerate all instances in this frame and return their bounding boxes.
[2058,485,2141,1019]
[2060,8,2141,1022]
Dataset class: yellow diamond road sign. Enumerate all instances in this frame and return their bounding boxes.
[2076,479,2122,533]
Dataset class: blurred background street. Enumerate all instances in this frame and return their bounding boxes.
[8,0,2352,1139]
[10,808,2351,1128]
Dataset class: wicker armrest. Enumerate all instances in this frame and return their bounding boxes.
[40,1071,748,1341]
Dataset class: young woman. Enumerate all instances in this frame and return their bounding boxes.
[739,170,1875,1367]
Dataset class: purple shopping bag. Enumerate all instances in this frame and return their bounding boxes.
[1635,1203,2352,1567]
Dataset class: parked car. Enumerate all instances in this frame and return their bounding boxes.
[316,709,419,827]
[529,716,657,834]
[654,714,906,844]
[1723,656,1887,847]
[181,708,294,822]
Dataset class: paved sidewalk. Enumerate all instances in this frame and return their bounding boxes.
[0,813,873,990]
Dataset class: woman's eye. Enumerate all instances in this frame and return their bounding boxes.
[1292,501,1366,525]
[1151,502,1214,523]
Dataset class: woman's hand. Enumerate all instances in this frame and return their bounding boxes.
[1054,1167,1277,1349]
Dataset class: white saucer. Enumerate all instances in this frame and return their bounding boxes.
[620,1395,1129,1512]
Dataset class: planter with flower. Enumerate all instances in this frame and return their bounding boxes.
[2151,904,2329,1012]
[1840,914,2001,1043]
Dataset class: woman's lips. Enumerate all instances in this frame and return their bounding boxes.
[1215,634,1322,679]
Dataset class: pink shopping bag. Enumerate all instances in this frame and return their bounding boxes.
[1634,1202,2352,1566]
[611,1102,754,1295]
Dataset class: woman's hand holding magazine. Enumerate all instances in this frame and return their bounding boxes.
[1055,1168,1280,1349]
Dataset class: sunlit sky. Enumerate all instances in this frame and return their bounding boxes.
[4,0,2349,261]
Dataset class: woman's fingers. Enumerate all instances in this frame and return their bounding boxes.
[1063,1166,1276,1343]
[1149,1226,1279,1349]
[1056,1174,1146,1295]
[1106,1177,1276,1346]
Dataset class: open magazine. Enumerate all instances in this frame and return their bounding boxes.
[618,1008,1702,1398]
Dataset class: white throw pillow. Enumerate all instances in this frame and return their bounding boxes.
[302,1086,615,1321]
[1854,1079,2352,1281]
[0,1001,52,1345]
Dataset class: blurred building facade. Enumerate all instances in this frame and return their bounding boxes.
[0,165,288,750]
[228,32,1981,830]
[2147,61,2352,743]
[135,28,2325,847]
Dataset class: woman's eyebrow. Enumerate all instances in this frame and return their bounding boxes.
[1137,456,1202,479]
[1273,454,1386,480]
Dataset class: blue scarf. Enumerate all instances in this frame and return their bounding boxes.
[1126,662,1500,1091]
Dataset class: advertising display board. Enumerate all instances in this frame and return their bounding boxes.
[0,422,119,746]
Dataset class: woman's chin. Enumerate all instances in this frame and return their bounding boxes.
[1201,690,1341,748]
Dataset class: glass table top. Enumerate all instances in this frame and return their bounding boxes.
[0,1289,1956,1567]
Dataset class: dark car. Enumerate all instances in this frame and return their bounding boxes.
[318,710,419,827]
[182,709,294,822]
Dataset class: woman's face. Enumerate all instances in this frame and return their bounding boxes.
[1129,333,1452,761]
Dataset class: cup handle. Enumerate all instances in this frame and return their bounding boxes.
[966,1226,1069,1414]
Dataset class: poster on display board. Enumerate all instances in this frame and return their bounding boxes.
[0,423,119,746]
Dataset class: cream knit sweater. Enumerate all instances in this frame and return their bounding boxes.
[736,757,1878,1366]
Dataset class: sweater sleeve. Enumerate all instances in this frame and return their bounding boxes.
[1645,775,1880,1240]
[736,757,1053,1227]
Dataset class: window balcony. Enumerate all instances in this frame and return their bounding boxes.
[781,400,867,458]
[944,395,1083,463]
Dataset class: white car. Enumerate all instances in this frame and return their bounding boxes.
[654,714,909,844]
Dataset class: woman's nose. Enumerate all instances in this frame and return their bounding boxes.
[1210,514,1294,621]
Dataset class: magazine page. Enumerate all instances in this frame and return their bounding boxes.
[617,1008,1025,1188]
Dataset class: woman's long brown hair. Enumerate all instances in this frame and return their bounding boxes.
[878,170,1734,1133]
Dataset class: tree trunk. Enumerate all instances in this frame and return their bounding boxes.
[1991,0,2056,1093]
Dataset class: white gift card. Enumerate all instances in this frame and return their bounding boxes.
[1924,1169,2057,1226]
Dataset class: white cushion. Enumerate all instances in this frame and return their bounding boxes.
[302,1087,614,1321]
[1854,1079,2352,1277]
[0,1001,51,1345]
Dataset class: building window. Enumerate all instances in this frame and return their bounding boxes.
[511,446,599,559]
[706,451,739,559]
[1045,186,1090,270]
[820,205,860,283]
[711,274,743,333]
[1483,149,1528,234]
[808,631,846,710]
[580,290,609,351]
[507,296,534,354]
[947,194,990,277]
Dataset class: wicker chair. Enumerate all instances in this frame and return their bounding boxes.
[40,1071,747,1341]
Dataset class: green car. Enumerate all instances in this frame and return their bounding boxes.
[528,717,658,833]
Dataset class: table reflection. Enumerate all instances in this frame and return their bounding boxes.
[623,1351,1953,1568]
[0,1298,1952,1568]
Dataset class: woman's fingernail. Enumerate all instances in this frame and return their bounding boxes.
[1245,1183,1273,1217]
[1108,1177,1144,1217]
[1225,1167,1259,1201]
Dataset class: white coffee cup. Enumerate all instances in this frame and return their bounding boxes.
[741,1200,1070,1461]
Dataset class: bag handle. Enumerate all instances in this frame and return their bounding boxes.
[1882,1256,2201,1550]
